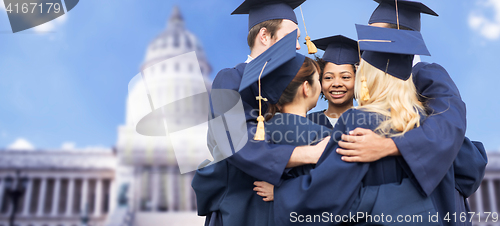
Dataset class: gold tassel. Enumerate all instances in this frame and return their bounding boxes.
[254,115,266,141]
[361,75,370,101]
[300,6,317,54]
[254,61,269,141]
[305,36,317,54]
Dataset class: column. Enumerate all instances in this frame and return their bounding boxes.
[22,178,33,216]
[184,173,193,211]
[51,178,61,216]
[487,179,498,213]
[134,168,142,211]
[108,179,115,214]
[166,167,175,211]
[0,178,4,216]
[65,178,75,216]
[80,178,89,215]
[6,179,14,217]
[151,167,160,212]
[94,179,102,217]
[475,184,484,214]
[37,177,47,216]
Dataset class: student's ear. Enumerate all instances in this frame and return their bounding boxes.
[258,27,271,46]
[303,81,310,97]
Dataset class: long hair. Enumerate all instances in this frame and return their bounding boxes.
[354,59,425,137]
[266,57,320,121]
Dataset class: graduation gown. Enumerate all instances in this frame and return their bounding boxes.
[307,110,334,129]
[266,113,332,178]
[274,109,438,226]
[214,63,295,185]
[308,63,487,225]
[392,62,487,225]
[192,63,296,226]
[308,109,487,197]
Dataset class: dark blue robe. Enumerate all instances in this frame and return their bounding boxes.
[307,110,334,129]
[266,113,332,178]
[192,63,295,226]
[273,109,438,226]
[308,63,487,226]
[396,62,487,225]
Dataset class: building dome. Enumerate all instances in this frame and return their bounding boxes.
[118,7,212,167]
[142,6,211,75]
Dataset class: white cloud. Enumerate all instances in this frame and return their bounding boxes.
[469,0,500,40]
[8,138,35,150]
[61,142,76,150]
[33,13,68,34]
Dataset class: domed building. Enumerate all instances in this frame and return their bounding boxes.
[112,6,210,226]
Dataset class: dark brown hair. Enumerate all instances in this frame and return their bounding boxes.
[265,57,320,121]
[247,19,283,49]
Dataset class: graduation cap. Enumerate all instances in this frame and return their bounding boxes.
[369,0,438,31]
[232,0,306,31]
[355,24,430,100]
[239,30,306,140]
[356,24,430,80]
[312,35,360,65]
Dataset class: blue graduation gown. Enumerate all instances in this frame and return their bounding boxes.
[266,113,331,178]
[192,63,296,226]
[214,63,295,186]
[274,109,438,226]
[307,108,486,198]
[307,110,333,129]
[392,62,486,225]
[307,63,487,225]
[307,97,487,219]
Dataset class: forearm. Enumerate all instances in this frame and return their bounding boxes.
[286,146,315,168]
[383,137,400,156]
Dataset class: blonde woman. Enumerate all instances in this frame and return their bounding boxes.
[259,26,443,225]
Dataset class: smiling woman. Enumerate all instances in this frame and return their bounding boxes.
[319,61,356,114]
[307,35,360,128]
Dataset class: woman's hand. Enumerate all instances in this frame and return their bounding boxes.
[337,128,400,162]
[253,181,274,202]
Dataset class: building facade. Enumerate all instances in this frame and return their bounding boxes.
[0,149,116,226]
[469,152,500,226]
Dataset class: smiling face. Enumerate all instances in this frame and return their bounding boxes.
[321,62,355,107]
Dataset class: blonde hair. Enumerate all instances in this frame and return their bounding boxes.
[354,59,426,137]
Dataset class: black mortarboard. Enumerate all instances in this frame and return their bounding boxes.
[239,29,305,140]
[239,29,306,104]
[232,0,306,31]
[312,35,360,65]
[369,0,438,31]
[356,24,430,80]
[239,30,299,94]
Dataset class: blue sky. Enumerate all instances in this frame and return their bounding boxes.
[0,0,499,151]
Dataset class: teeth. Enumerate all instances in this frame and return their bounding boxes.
[331,92,345,95]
